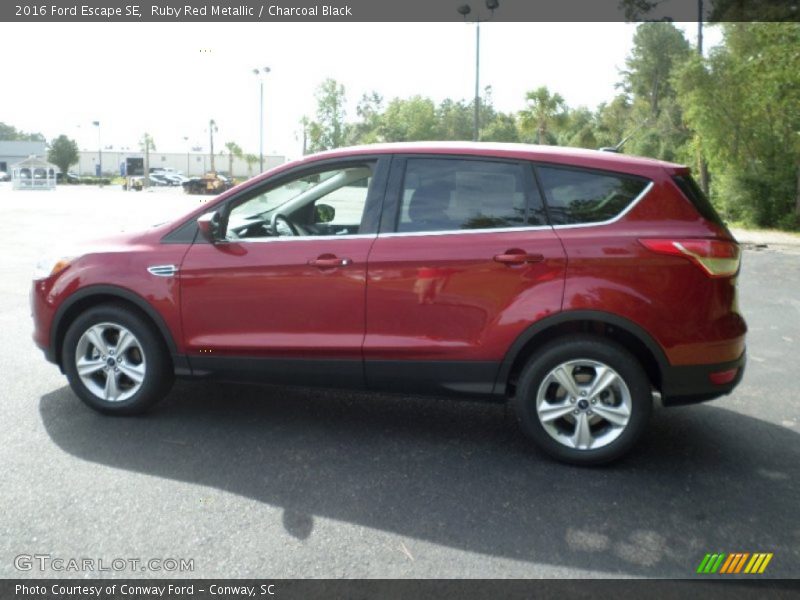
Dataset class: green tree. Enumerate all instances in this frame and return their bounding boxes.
[379,95,438,142]
[47,135,79,180]
[0,122,45,141]
[307,78,348,152]
[556,107,599,149]
[436,98,473,141]
[480,112,520,143]
[593,95,634,150]
[519,86,567,144]
[620,22,693,161]
[675,23,800,226]
[224,141,243,178]
[349,92,384,144]
[243,153,259,177]
[475,87,520,143]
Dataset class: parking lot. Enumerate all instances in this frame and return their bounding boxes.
[1,183,798,578]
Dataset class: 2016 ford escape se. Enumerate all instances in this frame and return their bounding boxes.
[31,142,746,464]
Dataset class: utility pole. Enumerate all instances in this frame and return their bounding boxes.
[141,133,153,189]
[474,22,480,142]
[183,136,190,175]
[92,121,102,176]
[253,67,271,173]
[457,1,499,142]
[209,119,217,173]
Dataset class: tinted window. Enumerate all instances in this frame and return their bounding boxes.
[673,174,724,226]
[536,166,649,225]
[397,159,544,233]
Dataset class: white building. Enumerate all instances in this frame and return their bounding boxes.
[76,150,285,178]
[0,141,47,175]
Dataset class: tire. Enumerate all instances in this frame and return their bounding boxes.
[512,335,652,465]
[62,303,174,415]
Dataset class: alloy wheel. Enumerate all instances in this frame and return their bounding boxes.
[74,322,147,402]
[535,359,632,451]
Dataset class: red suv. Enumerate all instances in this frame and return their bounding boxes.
[31,143,746,464]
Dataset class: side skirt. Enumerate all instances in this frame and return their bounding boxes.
[180,356,504,399]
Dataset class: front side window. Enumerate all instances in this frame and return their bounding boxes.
[536,166,650,225]
[225,163,373,240]
[397,158,543,233]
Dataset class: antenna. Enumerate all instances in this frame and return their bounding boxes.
[599,118,651,153]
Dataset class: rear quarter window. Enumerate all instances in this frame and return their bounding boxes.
[672,174,725,227]
[536,166,650,226]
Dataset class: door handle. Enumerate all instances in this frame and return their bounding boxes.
[308,255,352,268]
[494,251,544,265]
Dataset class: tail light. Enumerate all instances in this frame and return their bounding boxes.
[639,239,741,277]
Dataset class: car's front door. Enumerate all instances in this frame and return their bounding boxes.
[179,157,389,387]
[364,155,567,395]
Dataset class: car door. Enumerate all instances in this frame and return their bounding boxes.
[364,155,566,395]
[179,156,389,388]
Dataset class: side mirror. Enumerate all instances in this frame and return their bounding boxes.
[314,203,335,224]
[197,211,223,243]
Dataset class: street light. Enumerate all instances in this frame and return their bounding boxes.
[92,120,101,176]
[208,119,218,173]
[183,136,190,175]
[457,0,499,141]
[252,66,271,173]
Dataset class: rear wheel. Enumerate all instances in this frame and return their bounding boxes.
[62,304,173,415]
[513,335,652,465]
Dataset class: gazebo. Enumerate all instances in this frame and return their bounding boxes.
[12,155,57,190]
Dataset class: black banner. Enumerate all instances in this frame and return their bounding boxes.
[2,0,799,22]
[3,579,800,600]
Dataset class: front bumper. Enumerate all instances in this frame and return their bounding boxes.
[660,351,746,406]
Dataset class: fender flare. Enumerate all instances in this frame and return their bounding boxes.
[49,284,179,365]
[493,310,670,394]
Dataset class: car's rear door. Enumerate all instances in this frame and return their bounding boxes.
[364,155,566,395]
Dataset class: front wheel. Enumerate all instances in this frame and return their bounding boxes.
[513,335,652,465]
[62,304,174,415]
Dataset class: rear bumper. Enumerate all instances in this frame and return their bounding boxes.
[660,351,746,406]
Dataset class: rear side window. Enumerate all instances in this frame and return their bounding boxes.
[672,174,724,226]
[536,166,650,225]
[397,158,546,233]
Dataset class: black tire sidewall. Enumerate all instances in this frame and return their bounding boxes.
[513,335,652,465]
[62,304,173,415]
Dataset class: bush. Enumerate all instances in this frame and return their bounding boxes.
[712,163,797,229]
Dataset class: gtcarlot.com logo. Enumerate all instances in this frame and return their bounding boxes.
[696,552,773,575]
[14,554,194,573]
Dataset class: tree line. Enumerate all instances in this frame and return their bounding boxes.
[302,22,800,230]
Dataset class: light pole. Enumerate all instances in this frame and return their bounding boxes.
[253,66,271,173]
[208,119,218,173]
[183,136,190,175]
[92,120,101,175]
[457,0,499,142]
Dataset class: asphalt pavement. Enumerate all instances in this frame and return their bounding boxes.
[1,184,798,578]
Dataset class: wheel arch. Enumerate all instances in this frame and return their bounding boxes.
[495,310,669,397]
[50,285,180,372]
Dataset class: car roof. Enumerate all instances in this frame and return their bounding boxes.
[301,141,686,174]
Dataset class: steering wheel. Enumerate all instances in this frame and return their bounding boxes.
[270,213,299,237]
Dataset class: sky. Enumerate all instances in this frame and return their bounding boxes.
[0,22,721,161]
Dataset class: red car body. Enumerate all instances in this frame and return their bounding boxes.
[32,142,746,412]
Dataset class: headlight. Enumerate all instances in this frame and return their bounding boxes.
[33,256,74,280]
